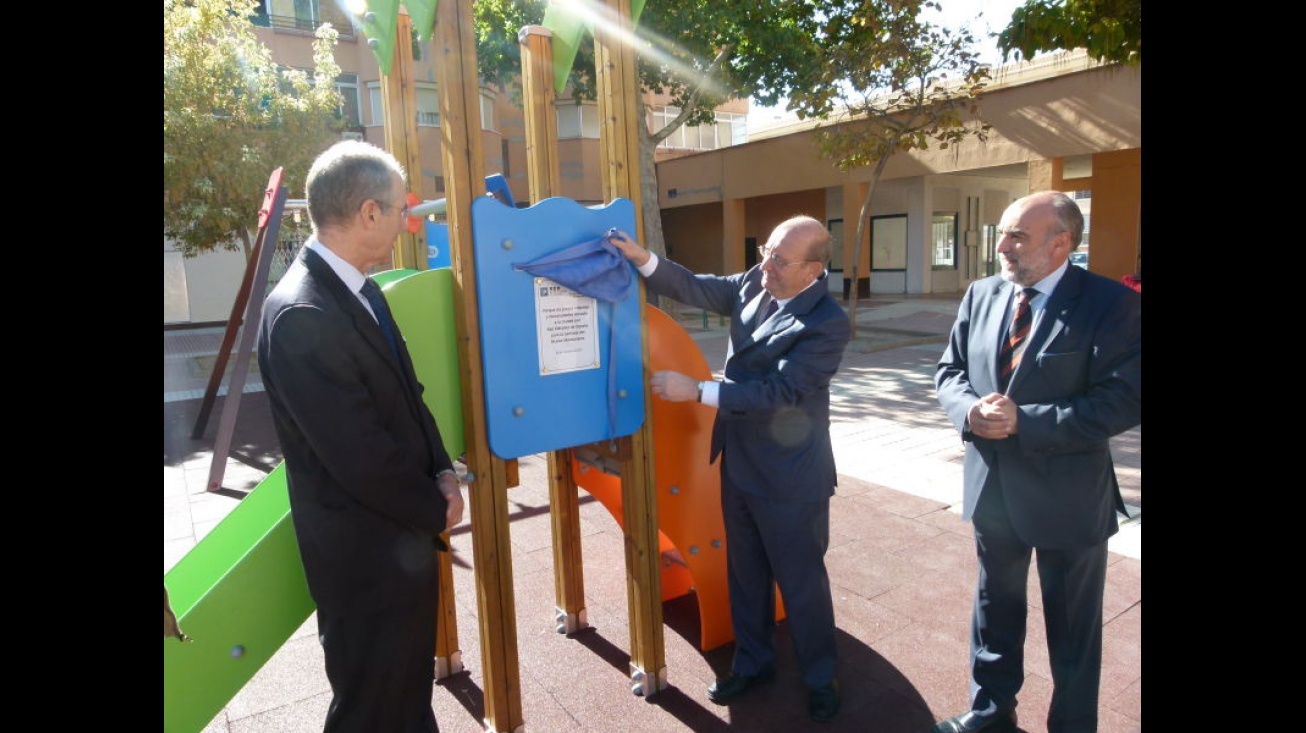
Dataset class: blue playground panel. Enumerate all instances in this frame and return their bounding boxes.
[471,196,644,458]
[426,220,451,269]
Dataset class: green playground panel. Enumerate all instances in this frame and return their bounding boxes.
[164,268,464,732]
[164,464,310,733]
[375,267,465,459]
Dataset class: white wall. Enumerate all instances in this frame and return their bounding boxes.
[164,239,250,325]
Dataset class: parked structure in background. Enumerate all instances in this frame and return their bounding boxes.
[165,2,1139,325]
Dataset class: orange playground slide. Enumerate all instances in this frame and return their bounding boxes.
[573,305,784,651]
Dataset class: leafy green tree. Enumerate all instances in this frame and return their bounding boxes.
[164,0,344,258]
[787,2,991,334]
[996,0,1141,65]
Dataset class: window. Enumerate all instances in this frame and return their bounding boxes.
[931,212,957,270]
[648,106,747,151]
[417,84,440,127]
[827,219,844,272]
[366,82,439,127]
[982,224,997,277]
[412,30,427,61]
[291,0,317,28]
[336,73,360,127]
[366,82,381,126]
[871,214,907,271]
[263,0,353,37]
[250,1,271,26]
[556,101,600,139]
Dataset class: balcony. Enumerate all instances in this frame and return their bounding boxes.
[251,12,356,41]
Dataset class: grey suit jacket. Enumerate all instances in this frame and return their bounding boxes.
[257,247,455,616]
[645,258,850,503]
[935,265,1141,549]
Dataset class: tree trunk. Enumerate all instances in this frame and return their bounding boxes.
[237,226,253,262]
[636,97,669,311]
[847,152,893,341]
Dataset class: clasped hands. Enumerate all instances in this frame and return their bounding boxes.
[968,392,1019,439]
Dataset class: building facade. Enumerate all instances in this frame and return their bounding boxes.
[164,2,1140,324]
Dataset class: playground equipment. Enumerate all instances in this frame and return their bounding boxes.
[164,193,759,731]
[169,3,678,731]
[164,268,464,733]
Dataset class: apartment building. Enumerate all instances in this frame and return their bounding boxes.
[164,1,1140,324]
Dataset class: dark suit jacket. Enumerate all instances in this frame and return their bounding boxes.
[257,246,455,617]
[645,259,850,502]
[935,265,1141,549]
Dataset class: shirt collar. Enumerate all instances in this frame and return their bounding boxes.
[1015,260,1069,306]
[307,238,369,295]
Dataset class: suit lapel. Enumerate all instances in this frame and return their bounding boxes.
[739,273,830,346]
[301,248,410,382]
[1006,268,1082,393]
[981,280,1013,390]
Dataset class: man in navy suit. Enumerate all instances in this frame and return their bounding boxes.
[608,217,849,722]
[257,141,465,732]
[933,191,1141,733]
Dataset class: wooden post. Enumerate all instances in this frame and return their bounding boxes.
[379,11,428,271]
[437,0,524,730]
[595,0,668,697]
[519,24,590,637]
[375,7,457,678]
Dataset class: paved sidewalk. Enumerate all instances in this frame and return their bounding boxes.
[164,293,1140,732]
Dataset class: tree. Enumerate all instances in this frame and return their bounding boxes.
[473,0,842,262]
[996,0,1141,66]
[164,0,344,258]
[786,2,991,337]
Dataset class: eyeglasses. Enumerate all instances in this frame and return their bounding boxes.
[376,200,410,219]
[758,246,818,269]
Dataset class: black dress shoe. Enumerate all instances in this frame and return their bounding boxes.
[808,679,840,722]
[929,708,1018,733]
[706,668,775,704]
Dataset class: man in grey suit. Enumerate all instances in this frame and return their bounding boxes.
[608,216,849,722]
[258,140,465,732]
[933,191,1141,733]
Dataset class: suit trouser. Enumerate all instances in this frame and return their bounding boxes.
[970,478,1109,733]
[318,587,441,733]
[721,460,837,690]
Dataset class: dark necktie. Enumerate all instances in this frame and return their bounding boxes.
[756,296,779,328]
[998,287,1037,390]
[360,278,401,360]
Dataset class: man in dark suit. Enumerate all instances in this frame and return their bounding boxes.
[933,191,1141,733]
[257,140,465,733]
[608,217,849,722]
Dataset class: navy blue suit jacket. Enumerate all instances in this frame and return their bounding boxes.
[257,247,455,616]
[935,265,1141,549]
[645,258,850,502]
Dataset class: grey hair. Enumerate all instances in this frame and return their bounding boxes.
[304,140,407,232]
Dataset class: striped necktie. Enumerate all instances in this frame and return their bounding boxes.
[998,287,1037,390]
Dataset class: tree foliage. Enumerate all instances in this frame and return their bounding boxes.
[164,0,344,258]
[473,0,840,258]
[788,1,991,333]
[997,0,1141,66]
